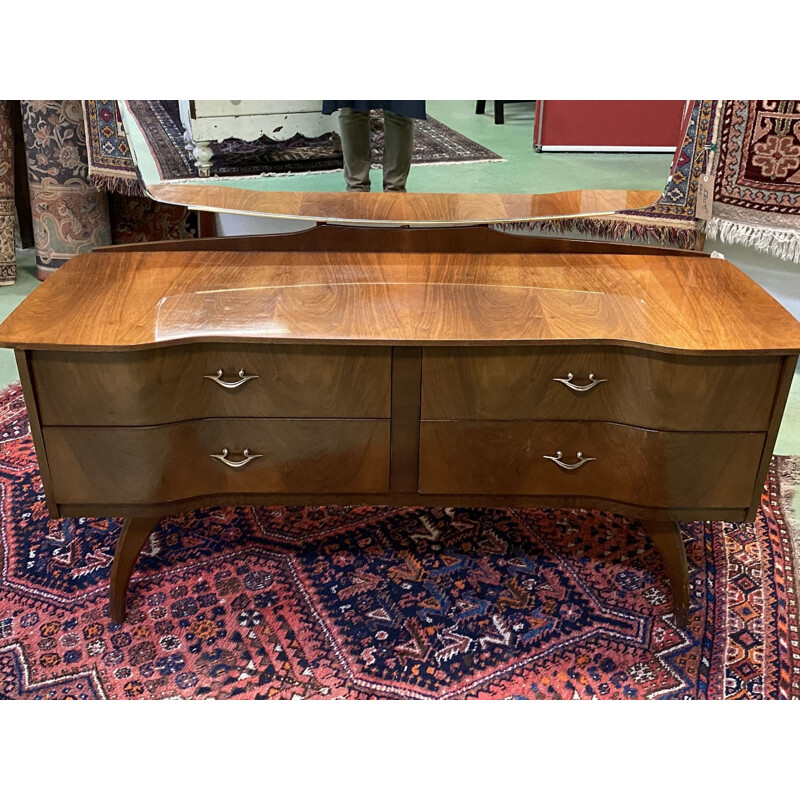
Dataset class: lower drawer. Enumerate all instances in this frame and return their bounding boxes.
[419,420,764,509]
[44,418,390,504]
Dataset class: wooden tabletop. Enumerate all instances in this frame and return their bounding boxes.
[3,235,800,355]
[145,185,662,225]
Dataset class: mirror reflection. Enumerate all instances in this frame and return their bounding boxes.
[123,100,685,197]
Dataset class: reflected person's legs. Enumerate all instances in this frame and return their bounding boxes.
[338,107,371,192]
[382,110,414,192]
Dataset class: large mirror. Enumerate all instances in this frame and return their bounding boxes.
[119,100,688,225]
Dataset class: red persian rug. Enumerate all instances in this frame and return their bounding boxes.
[0,383,798,700]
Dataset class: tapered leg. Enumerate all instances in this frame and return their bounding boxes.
[110,516,161,624]
[476,100,486,115]
[494,100,504,124]
[640,519,690,627]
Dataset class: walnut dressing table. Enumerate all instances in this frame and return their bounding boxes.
[2,224,800,626]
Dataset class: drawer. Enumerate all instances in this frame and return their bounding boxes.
[32,344,391,425]
[421,346,781,431]
[44,418,390,504]
[419,420,764,508]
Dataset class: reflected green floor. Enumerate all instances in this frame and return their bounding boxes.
[208,100,675,195]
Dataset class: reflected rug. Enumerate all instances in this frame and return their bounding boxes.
[498,100,719,250]
[707,100,800,263]
[126,100,503,181]
[0,383,797,700]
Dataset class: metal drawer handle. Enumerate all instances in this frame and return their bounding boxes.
[543,451,596,470]
[210,448,264,468]
[203,369,260,389]
[553,372,607,393]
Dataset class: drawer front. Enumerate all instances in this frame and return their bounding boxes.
[44,418,390,504]
[32,344,391,425]
[421,346,781,431]
[419,420,764,508]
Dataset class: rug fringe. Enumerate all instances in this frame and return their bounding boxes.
[89,174,144,198]
[494,216,700,250]
[706,217,800,263]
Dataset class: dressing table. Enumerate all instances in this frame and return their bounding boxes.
[2,194,800,627]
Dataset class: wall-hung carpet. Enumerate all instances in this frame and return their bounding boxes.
[707,100,800,263]
[0,384,797,700]
[125,100,503,181]
[498,100,719,250]
[0,101,16,286]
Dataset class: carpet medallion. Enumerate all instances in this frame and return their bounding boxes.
[708,100,800,262]
[0,384,797,700]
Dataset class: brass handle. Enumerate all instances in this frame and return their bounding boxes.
[553,372,607,393]
[203,369,259,389]
[210,448,264,468]
[543,451,596,470]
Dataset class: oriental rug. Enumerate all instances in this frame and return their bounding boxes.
[0,382,797,700]
[0,100,15,285]
[707,101,800,263]
[497,100,719,250]
[20,101,112,280]
[81,100,143,197]
[127,100,503,182]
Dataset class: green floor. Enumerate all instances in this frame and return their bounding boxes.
[2,100,799,459]
[202,101,675,195]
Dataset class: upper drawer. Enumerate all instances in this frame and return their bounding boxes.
[32,344,391,425]
[421,346,781,431]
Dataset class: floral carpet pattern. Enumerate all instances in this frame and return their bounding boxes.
[707,100,800,262]
[0,384,797,700]
[20,100,113,279]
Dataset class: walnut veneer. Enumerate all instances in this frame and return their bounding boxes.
[2,225,800,627]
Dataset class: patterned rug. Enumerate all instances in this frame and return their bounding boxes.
[127,100,503,182]
[707,101,800,262]
[498,100,719,250]
[82,100,142,196]
[0,382,797,700]
[21,100,113,280]
[0,101,15,285]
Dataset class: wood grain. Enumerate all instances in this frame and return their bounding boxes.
[3,248,800,355]
[640,519,690,627]
[15,351,58,518]
[418,420,764,508]
[389,347,422,493]
[44,418,391,504]
[144,185,662,225]
[421,346,782,431]
[32,344,391,425]
[110,516,161,624]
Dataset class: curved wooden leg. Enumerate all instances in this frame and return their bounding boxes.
[110,516,161,624]
[640,519,690,627]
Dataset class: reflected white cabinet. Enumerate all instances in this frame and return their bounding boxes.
[178,101,339,177]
